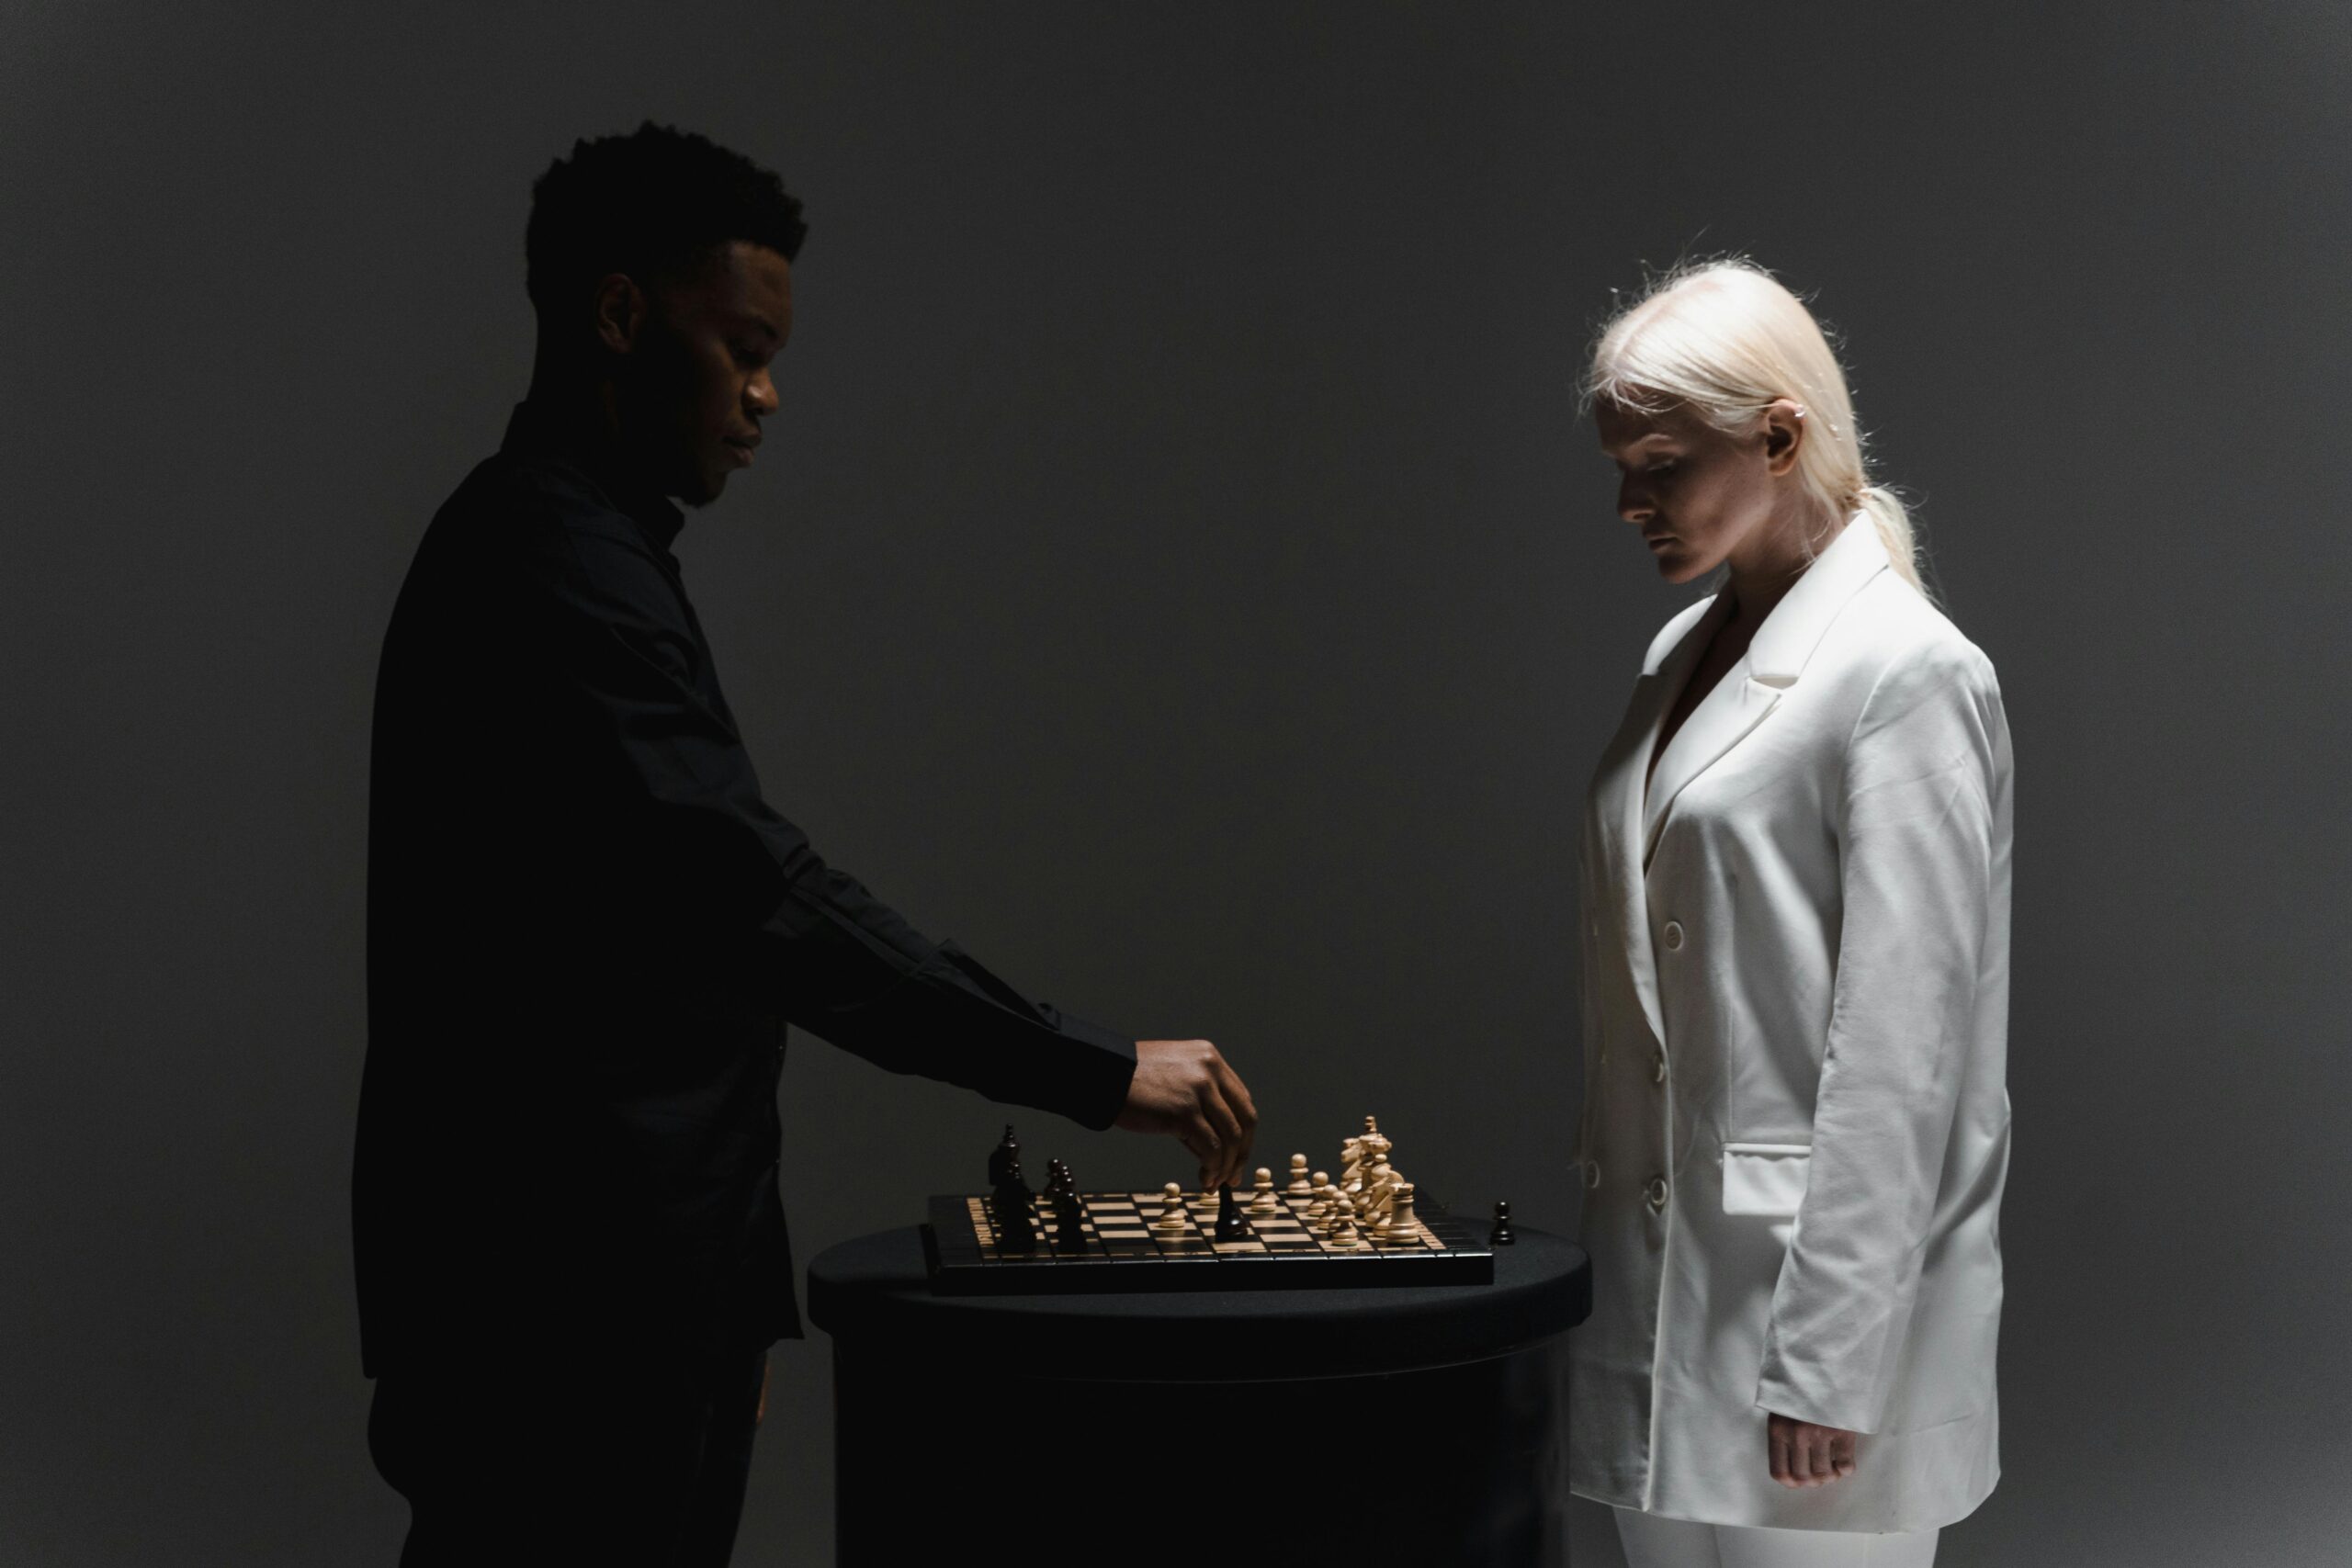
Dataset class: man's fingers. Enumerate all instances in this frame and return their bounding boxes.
[1179,1116,1222,1190]
[1212,1052,1258,1134]
[1178,1125,1216,1185]
[1213,1061,1258,1186]
[1121,1039,1261,1190]
[1196,1081,1246,1187]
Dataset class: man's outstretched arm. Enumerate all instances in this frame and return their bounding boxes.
[509,501,1257,1179]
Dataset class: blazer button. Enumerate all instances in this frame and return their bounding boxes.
[1662,920,1685,951]
[1645,1175,1668,1210]
[1653,1048,1668,1084]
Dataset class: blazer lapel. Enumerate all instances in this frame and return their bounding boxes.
[1642,516,1894,866]
[1591,594,1724,1046]
[1641,665,1782,866]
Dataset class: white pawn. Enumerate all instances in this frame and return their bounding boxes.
[1318,1192,1351,1237]
[1249,1167,1280,1215]
[1306,1171,1334,1219]
[1328,1213,1362,1249]
[1286,1154,1312,1194]
[1152,1181,1189,1234]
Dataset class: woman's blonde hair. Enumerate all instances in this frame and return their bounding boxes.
[1581,257,1926,594]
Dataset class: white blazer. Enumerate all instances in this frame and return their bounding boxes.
[1566,517,2012,1533]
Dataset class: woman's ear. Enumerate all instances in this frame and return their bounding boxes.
[1760,399,1806,476]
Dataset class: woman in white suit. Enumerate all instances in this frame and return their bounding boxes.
[1566,261,2011,1568]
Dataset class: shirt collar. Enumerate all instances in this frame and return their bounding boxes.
[499,398,688,551]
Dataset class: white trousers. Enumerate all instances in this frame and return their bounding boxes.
[1613,1506,1939,1567]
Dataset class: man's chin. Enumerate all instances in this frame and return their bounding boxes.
[674,471,727,509]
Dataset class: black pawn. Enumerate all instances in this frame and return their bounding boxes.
[992,1158,1036,1253]
[1046,1157,1074,1199]
[1052,1189,1088,1255]
[1214,1183,1252,1242]
[1489,1199,1516,1247]
[987,1125,1023,1190]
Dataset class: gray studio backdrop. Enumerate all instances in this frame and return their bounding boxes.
[5,4,2347,1563]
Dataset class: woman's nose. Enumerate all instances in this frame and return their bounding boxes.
[1618,481,1653,525]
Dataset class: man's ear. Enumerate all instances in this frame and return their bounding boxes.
[1760,398,1806,477]
[591,273,649,355]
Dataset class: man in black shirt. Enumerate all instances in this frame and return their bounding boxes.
[356,122,1258,1565]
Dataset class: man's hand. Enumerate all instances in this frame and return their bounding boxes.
[1766,1411,1856,1487]
[1115,1039,1258,1190]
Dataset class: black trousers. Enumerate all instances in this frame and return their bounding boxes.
[368,1348,768,1567]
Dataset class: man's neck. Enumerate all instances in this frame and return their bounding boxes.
[520,367,623,446]
[509,372,687,544]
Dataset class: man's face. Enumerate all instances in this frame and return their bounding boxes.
[616,240,793,507]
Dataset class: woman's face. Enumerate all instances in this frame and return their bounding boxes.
[1595,398,1804,585]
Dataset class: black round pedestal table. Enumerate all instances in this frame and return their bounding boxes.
[807,1224,1590,1567]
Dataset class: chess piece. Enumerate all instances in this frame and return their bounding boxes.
[1286,1154,1312,1194]
[1045,1157,1074,1200]
[1249,1167,1280,1215]
[1377,1182,1419,1247]
[988,1125,1023,1191]
[1389,1181,1419,1234]
[1306,1171,1334,1219]
[1052,1188,1088,1255]
[1153,1181,1190,1234]
[1490,1199,1516,1247]
[992,1160,1036,1253]
[1327,1213,1362,1248]
[1215,1183,1253,1242]
[1317,1193,1350,1237]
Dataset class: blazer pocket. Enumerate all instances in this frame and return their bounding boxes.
[1721,1142,1812,1217]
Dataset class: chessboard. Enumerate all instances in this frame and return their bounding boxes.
[922,1187,1494,1295]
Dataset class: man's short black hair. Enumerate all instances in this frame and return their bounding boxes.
[525,120,807,323]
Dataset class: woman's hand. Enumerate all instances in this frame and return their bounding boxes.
[1766,1411,1856,1486]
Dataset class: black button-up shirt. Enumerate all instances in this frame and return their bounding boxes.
[354,398,1136,1378]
